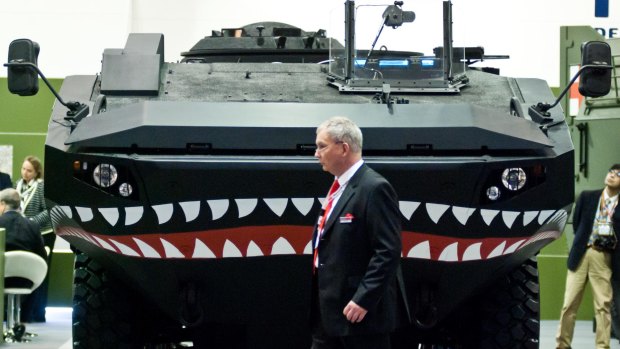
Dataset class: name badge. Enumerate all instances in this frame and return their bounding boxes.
[339,213,354,224]
[598,222,612,236]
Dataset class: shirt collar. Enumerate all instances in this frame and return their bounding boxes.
[336,159,364,186]
[604,190,618,204]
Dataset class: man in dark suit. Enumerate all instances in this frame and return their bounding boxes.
[0,170,12,190]
[311,116,402,349]
[556,164,620,349]
[0,188,48,329]
[0,188,47,261]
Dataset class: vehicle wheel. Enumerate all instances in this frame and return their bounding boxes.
[469,257,540,349]
[72,251,137,349]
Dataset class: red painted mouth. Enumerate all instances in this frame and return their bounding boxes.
[56,225,559,262]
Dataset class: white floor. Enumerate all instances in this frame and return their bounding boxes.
[8,310,620,349]
[541,320,620,349]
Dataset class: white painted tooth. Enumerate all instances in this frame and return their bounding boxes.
[292,198,315,216]
[303,240,313,255]
[247,241,264,257]
[109,239,140,257]
[556,210,569,229]
[523,211,539,226]
[179,201,201,222]
[271,237,296,255]
[399,201,420,220]
[318,198,326,206]
[207,199,229,220]
[264,198,288,217]
[125,207,144,226]
[160,238,185,258]
[49,208,61,224]
[223,239,243,257]
[93,236,116,252]
[502,211,520,228]
[538,210,556,225]
[133,238,161,258]
[81,233,96,245]
[99,208,119,226]
[503,239,526,255]
[462,242,482,261]
[153,204,173,224]
[480,209,500,226]
[438,242,459,262]
[407,241,431,259]
[60,206,72,218]
[426,203,450,224]
[550,210,567,223]
[452,206,476,225]
[487,241,507,259]
[78,231,96,245]
[545,210,568,232]
[235,199,257,218]
[193,239,216,258]
[76,207,94,222]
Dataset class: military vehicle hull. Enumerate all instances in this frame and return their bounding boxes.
[8,2,605,346]
[42,63,574,347]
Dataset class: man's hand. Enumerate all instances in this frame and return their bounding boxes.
[343,301,368,323]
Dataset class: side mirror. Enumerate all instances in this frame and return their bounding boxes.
[4,39,90,130]
[528,40,612,125]
[7,39,40,96]
[579,41,612,97]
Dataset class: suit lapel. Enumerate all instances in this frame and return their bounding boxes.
[321,165,368,237]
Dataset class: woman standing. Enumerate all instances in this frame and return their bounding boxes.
[15,155,54,323]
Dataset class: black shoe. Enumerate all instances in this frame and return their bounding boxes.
[12,324,26,341]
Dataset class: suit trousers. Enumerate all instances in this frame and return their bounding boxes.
[311,314,391,349]
[311,276,390,349]
[556,247,612,349]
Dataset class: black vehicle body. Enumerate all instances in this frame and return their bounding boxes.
[9,1,612,348]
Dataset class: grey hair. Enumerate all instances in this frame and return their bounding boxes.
[316,116,363,153]
[0,188,21,210]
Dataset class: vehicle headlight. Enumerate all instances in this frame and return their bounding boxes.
[93,164,118,188]
[119,183,133,197]
[486,186,501,201]
[501,168,526,191]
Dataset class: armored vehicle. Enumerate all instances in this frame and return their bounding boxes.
[5,1,612,348]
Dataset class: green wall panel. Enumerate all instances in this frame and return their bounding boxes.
[47,252,74,307]
[0,77,60,180]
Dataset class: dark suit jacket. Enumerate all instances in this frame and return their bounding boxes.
[567,189,620,272]
[0,171,12,190]
[0,210,47,260]
[312,164,402,336]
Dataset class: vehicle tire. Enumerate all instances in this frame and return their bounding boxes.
[469,257,540,349]
[72,251,137,349]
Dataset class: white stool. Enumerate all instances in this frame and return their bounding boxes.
[3,251,48,342]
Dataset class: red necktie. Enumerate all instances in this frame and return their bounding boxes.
[313,179,341,271]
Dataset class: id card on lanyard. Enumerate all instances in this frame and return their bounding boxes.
[597,195,618,236]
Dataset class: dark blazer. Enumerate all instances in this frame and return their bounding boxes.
[0,210,47,260]
[312,164,402,336]
[0,171,12,190]
[567,189,620,271]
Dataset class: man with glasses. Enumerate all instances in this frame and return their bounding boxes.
[310,116,402,349]
[557,164,620,349]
